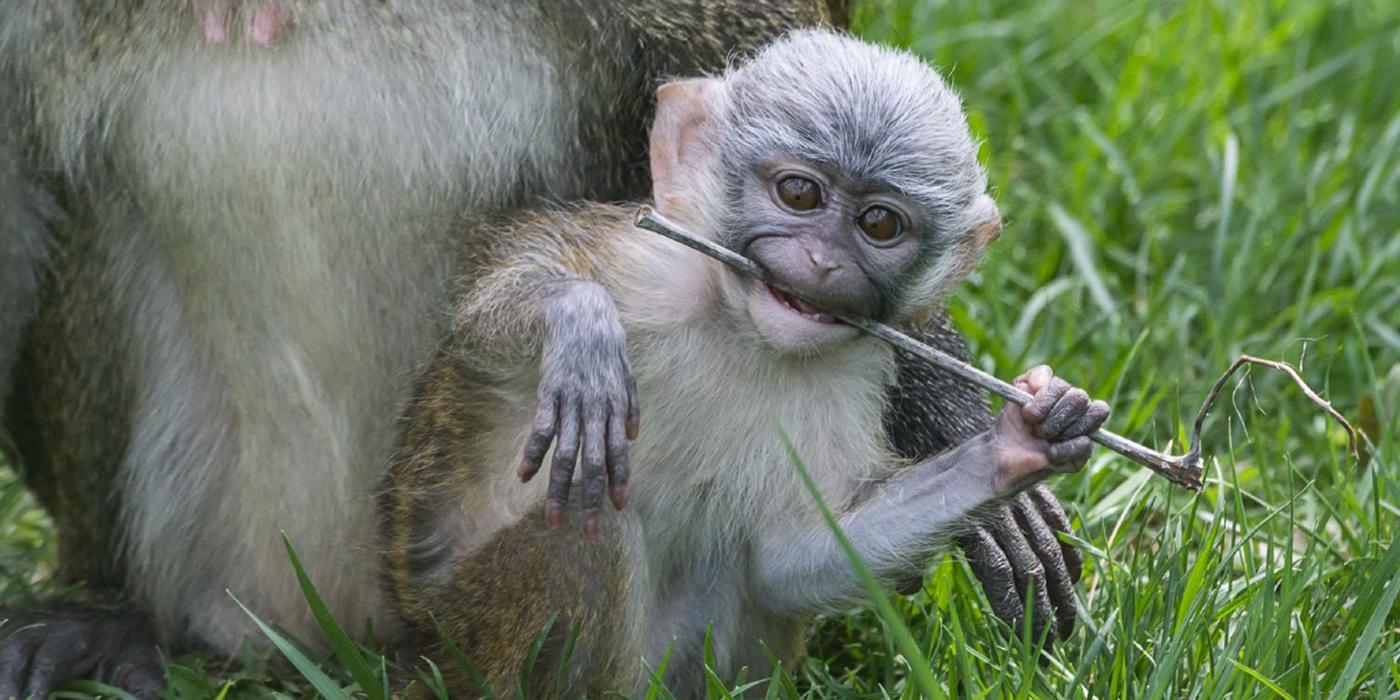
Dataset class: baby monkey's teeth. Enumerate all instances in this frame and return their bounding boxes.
[789,296,838,323]
[767,284,840,324]
[789,296,822,315]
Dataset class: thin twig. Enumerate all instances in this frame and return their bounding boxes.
[635,207,1219,489]
[635,207,1358,491]
[1182,354,1359,468]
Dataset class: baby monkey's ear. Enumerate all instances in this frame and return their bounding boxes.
[969,194,1002,245]
[650,78,723,218]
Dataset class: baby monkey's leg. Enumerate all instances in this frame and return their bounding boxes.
[401,503,646,698]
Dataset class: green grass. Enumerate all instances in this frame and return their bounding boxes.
[3,0,1398,697]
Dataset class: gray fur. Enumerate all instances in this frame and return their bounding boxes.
[721,30,985,232]
[0,146,52,429]
[0,47,54,432]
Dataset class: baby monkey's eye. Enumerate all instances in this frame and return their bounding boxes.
[776,176,822,211]
[857,205,902,243]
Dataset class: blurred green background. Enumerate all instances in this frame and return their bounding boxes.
[2,0,1397,697]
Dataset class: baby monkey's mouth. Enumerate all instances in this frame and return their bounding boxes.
[765,283,840,325]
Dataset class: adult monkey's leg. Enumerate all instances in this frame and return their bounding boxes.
[3,198,166,699]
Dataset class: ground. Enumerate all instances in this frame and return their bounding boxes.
[2,0,1398,697]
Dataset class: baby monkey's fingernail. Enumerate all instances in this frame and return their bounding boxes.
[517,459,535,482]
[626,415,640,440]
[582,513,600,538]
[544,503,564,529]
[610,483,631,510]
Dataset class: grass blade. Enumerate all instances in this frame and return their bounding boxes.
[779,428,947,700]
[429,612,496,699]
[230,592,352,700]
[280,534,385,700]
[1325,535,1400,699]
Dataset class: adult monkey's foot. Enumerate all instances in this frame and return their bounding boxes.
[0,602,164,700]
[958,484,1083,643]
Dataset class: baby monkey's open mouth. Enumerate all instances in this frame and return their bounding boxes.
[765,283,840,324]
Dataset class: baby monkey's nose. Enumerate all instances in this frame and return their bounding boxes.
[806,247,841,277]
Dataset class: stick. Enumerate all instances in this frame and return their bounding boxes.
[636,207,1361,492]
[634,207,1220,488]
[1183,355,1358,465]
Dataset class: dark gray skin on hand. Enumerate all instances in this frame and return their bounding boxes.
[518,280,639,536]
[995,366,1110,487]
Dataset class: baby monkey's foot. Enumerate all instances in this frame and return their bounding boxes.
[990,365,1110,494]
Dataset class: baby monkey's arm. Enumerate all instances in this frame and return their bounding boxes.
[754,366,1109,617]
[453,205,640,533]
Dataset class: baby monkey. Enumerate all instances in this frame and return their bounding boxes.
[385,29,1108,697]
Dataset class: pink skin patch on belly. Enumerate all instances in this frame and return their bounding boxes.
[200,3,229,44]
[250,2,293,46]
[198,2,294,46]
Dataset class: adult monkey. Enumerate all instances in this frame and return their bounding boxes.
[0,0,1079,693]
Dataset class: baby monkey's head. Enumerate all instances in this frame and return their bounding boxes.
[650,29,1000,354]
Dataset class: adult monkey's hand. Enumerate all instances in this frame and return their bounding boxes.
[884,313,1082,643]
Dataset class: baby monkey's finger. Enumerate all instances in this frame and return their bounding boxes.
[1047,436,1093,471]
[1024,377,1071,426]
[1014,365,1054,394]
[606,409,631,511]
[518,393,559,481]
[1042,388,1090,439]
[1063,399,1110,439]
[579,406,609,538]
[625,371,640,440]
[545,403,581,529]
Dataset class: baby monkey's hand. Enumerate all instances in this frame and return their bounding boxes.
[990,365,1109,495]
[518,280,639,536]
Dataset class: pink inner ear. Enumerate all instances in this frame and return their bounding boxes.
[976,216,1003,244]
[650,79,721,217]
[970,196,1002,244]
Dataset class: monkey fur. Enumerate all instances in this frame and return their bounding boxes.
[1,1,1084,694]
[384,31,1109,697]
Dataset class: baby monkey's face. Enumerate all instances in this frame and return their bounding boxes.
[647,31,996,356]
[724,158,930,354]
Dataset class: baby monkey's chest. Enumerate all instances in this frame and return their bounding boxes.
[636,537,805,692]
